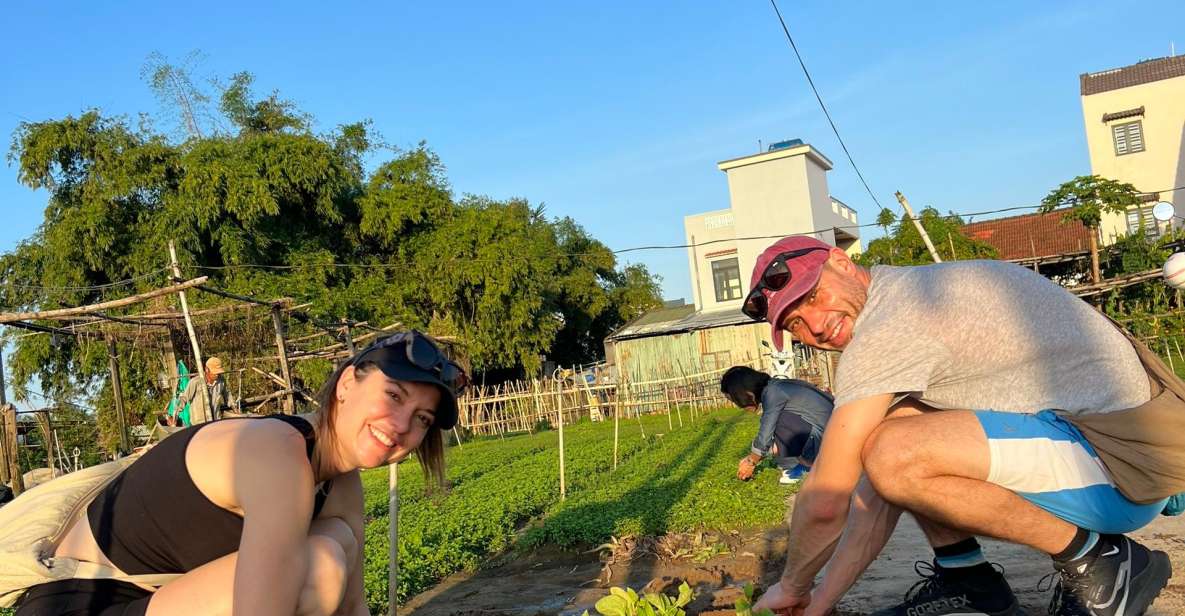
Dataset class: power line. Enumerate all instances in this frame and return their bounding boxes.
[769,0,885,211]
[4,186,1183,289]
[3,267,171,292]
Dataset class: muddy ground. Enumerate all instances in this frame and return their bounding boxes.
[404,498,1185,615]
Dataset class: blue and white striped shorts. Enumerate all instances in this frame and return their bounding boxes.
[976,409,1167,534]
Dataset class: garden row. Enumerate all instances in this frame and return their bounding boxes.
[359,407,790,613]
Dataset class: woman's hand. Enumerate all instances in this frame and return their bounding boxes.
[737,456,757,480]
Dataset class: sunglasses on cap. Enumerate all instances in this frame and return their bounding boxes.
[352,331,469,396]
[741,247,830,321]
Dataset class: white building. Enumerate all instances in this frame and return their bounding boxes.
[607,140,855,386]
[684,139,861,313]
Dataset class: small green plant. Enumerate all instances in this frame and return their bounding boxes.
[734,582,775,616]
[583,581,693,616]
[691,540,729,563]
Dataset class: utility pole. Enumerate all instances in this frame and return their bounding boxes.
[895,191,943,264]
[168,241,212,419]
[271,305,295,414]
[107,338,130,453]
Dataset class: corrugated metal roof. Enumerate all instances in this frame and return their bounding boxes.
[607,306,753,341]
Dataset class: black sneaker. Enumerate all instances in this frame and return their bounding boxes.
[1046,534,1172,616]
[871,560,1021,615]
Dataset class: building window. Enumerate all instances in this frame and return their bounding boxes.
[1112,121,1145,156]
[1126,205,1162,238]
[711,258,743,302]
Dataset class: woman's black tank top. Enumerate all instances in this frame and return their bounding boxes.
[86,415,332,575]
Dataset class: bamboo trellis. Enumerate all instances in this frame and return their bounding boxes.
[454,360,761,437]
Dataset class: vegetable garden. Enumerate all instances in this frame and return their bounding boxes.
[359,406,790,614]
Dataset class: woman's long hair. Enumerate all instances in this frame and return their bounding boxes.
[719,365,770,409]
[311,359,446,488]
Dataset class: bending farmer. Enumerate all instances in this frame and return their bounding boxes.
[14,330,466,616]
[747,235,1175,616]
[720,366,833,485]
[172,356,237,425]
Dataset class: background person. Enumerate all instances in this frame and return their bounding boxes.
[172,356,236,425]
[720,366,832,485]
[16,330,465,616]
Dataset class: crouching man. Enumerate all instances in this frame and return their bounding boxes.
[745,236,1179,616]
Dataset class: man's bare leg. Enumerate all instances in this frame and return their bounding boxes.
[862,410,1075,553]
[863,409,1172,616]
[806,402,977,616]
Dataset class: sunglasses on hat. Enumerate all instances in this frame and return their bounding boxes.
[741,247,829,321]
[353,331,469,396]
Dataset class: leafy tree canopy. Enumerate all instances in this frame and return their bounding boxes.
[855,206,998,266]
[1,61,661,449]
[1039,174,1145,284]
[1038,175,1142,228]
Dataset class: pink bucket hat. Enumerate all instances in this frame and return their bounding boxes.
[748,236,834,350]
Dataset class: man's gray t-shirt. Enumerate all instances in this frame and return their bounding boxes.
[833,261,1149,415]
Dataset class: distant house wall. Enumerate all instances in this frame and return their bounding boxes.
[612,322,768,383]
[610,321,837,392]
[684,209,739,312]
[1080,57,1185,243]
[681,143,862,314]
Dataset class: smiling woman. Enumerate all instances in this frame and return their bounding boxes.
[10,331,466,616]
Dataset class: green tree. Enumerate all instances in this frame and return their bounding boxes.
[2,64,661,450]
[856,207,997,267]
[1039,175,1143,284]
[874,207,898,264]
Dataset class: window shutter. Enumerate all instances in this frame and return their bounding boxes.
[1128,122,1144,153]
[1112,121,1145,156]
[1113,124,1129,155]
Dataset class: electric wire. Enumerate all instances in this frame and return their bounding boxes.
[4,186,1183,290]
[769,0,885,211]
[3,267,170,292]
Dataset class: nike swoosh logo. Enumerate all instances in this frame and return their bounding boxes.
[1101,545,1120,558]
[1093,542,1131,614]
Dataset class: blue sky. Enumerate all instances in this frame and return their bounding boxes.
[2,0,1183,304]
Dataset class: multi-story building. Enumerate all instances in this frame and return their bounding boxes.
[684,139,861,312]
[1080,55,1185,242]
[606,140,857,387]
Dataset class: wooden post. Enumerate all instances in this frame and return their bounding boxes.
[631,383,645,438]
[895,191,943,264]
[271,305,295,414]
[0,350,6,408]
[107,338,130,454]
[37,410,55,478]
[0,352,7,485]
[556,380,566,500]
[667,383,683,428]
[2,405,22,495]
[531,380,543,433]
[388,463,399,616]
[168,241,212,418]
[0,410,7,486]
[1166,341,1176,374]
[341,320,356,355]
[664,384,673,432]
[613,381,621,470]
[452,426,464,451]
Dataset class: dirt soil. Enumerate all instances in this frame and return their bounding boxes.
[404,501,1185,615]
